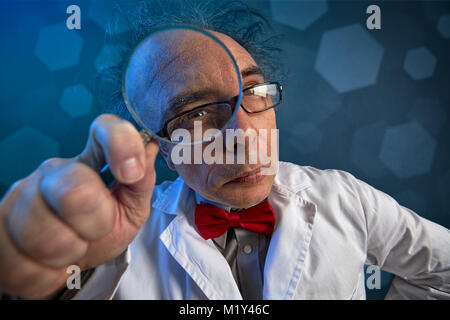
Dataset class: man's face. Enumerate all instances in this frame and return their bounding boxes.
[130,29,278,208]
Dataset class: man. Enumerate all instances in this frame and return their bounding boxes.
[0,0,449,300]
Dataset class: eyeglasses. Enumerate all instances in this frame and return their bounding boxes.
[160,82,282,140]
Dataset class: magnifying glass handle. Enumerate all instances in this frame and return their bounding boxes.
[99,130,153,188]
[99,164,116,188]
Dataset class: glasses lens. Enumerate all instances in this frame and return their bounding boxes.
[167,102,234,142]
[242,83,280,112]
[123,25,242,145]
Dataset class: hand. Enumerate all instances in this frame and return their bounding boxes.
[0,114,159,299]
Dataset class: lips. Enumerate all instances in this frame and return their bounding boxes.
[229,167,264,184]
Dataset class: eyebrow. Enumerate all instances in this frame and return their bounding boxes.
[166,89,222,119]
[165,65,264,118]
[241,65,264,78]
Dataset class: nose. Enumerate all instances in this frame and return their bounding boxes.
[223,105,257,156]
[228,105,254,131]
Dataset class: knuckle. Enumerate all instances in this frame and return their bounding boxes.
[59,179,101,215]
[108,126,141,155]
[92,113,120,127]
[3,179,27,202]
[91,115,141,155]
[38,157,65,173]
[57,174,115,240]
[2,175,35,205]
[40,162,93,206]
[8,178,26,192]
[91,114,124,136]
[1,159,67,207]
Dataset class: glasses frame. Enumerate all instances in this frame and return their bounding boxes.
[159,81,283,139]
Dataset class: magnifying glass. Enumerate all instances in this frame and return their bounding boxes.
[100,25,243,187]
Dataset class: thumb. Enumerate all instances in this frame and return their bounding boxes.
[112,139,159,211]
[78,114,147,185]
[123,138,159,194]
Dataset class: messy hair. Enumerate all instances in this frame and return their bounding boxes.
[95,0,283,123]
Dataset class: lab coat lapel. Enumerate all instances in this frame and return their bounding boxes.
[157,178,242,300]
[156,162,317,300]
[263,164,317,299]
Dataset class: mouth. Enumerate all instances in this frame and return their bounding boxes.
[228,167,265,184]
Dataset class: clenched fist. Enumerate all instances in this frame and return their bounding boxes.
[0,114,159,299]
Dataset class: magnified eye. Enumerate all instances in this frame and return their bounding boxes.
[186,109,209,120]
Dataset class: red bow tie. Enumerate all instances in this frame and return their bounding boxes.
[194,200,276,240]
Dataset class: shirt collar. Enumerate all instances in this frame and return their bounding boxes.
[195,192,232,212]
[211,230,228,249]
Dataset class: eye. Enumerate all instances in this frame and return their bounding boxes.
[186,109,208,120]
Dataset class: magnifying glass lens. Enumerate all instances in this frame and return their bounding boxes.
[123,26,242,145]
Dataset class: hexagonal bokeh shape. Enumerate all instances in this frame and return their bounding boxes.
[403,47,437,80]
[89,1,130,33]
[350,121,390,179]
[437,14,450,39]
[379,121,437,179]
[277,43,342,126]
[94,45,122,71]
[270,0,327,31]
[60,84,93,118]
[289,123,323,154]
[0,126,59,186]
[34,22,83,71]
[300,76,343,124]
[315,24,384,93]
[18,83,74,139]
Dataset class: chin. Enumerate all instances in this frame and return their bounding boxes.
[219,174,274,208]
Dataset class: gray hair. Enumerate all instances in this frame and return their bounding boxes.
[95,0,284,123]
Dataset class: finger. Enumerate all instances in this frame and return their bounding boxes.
[5,170,89,268]
[0,226,68,299]
[111,139,159,227]
[79,114,146,184]
[0,186,68,299]
[123,138,159,194]
[39,160,117,242]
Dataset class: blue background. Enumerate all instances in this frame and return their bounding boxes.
[0,0,449,299]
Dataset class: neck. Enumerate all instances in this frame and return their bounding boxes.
[195,192,267,211]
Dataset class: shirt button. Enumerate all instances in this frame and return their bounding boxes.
[243,244,253,254]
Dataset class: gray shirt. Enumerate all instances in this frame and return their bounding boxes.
[196,193,272,300]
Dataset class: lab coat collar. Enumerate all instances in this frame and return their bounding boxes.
[265,163,317,299]
[151,176,193,216]
[158,162,317,299]
[156,178,242,299]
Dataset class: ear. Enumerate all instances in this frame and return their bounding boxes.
[158,141,176,171]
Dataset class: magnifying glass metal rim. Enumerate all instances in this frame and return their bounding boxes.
[121,23,243,146]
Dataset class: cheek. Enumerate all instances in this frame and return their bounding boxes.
[251,108,276,129]
[265,109,277,129]
[174,163,215,192]
[255,110,277,146]
[266,111,277,141]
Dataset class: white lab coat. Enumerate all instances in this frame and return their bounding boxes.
[75,162,450,300]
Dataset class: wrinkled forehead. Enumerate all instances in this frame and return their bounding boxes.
[124,28,240,133]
